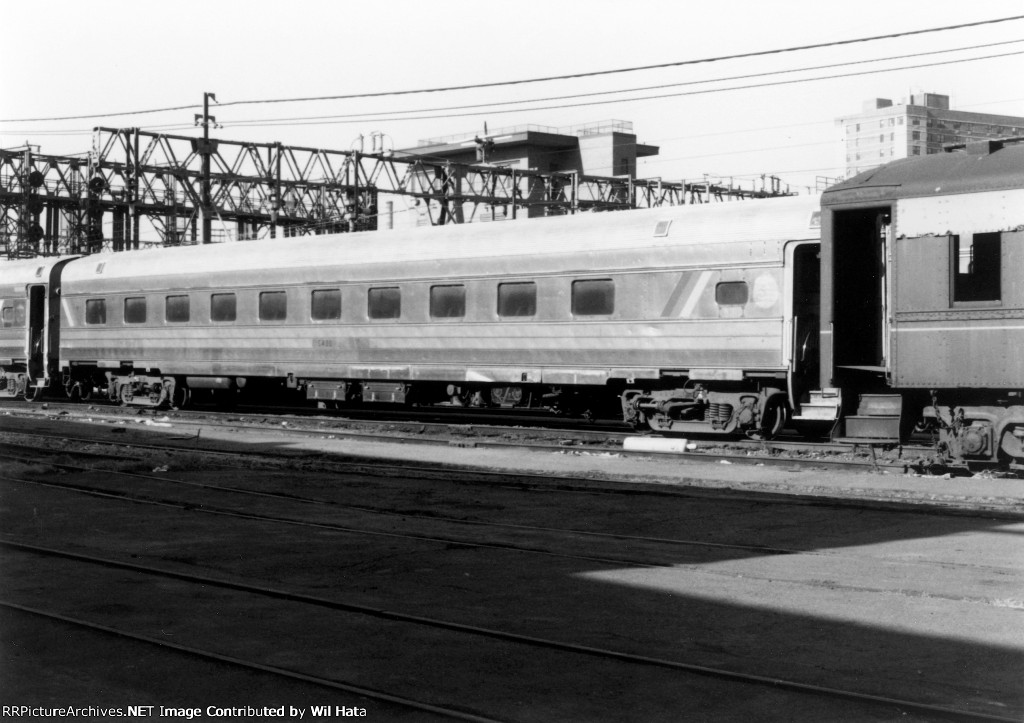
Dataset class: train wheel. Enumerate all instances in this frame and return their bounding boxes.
[118,383,134,407]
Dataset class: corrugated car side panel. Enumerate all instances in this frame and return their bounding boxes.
[57,197,814,382]
[59,270,785,381]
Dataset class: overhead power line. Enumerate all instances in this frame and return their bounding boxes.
[222,47,1024,129]
[12,40,1017,140]
[222,14,1024,107]
[218,38,1024,126]
[3,14,1023,123]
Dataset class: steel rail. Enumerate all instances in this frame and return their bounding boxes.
[0,402,926,473]
[0,599,503,723]
[0,471,670,570]
[2,425,1019,519]
[5,445,1021,578]
[2,541,1015,723]
[5,455,1020,620]
[3,397,896,457]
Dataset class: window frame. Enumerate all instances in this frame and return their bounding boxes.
[210,292,237,323]
[310,288,342,321]
[123,296,147,325]
[951,232,1001,304]
[85,298,107,325]
[367,286,401,320]
[429,284,466,319]
[715,281,750,307]
[1,299,26,328]
[497,281,537,318]
[165,295,191,323]
[571,278,615,316]
[258,290,288,322]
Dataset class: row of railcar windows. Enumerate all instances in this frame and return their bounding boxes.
[81,279,618,325]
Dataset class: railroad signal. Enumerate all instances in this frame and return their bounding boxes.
[474,136,495,163]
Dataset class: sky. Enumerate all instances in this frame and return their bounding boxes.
[3,0,1024,194]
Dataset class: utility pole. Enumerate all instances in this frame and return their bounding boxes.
[194,92,217,243]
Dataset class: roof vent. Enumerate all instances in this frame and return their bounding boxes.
[966,140,1004,155]
[946,139,1004,155]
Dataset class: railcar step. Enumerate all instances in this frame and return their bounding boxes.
[793,388,842,421]
[843,415,901,441]
[856,394,903,416]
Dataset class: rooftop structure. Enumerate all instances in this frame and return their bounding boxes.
[414,120,658,175]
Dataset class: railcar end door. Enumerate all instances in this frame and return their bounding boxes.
[785,241,820,406]
[26,284,46,383]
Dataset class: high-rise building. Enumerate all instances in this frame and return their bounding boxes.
[837,92,1024,177]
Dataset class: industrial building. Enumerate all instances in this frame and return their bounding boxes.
[404,120,659,222]
[837,92,1024,176]
[413,120,658,178]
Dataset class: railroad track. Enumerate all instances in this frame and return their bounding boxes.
[1,596,489,722]
[2,421,1018,519]
[3,451,1019,721]
[1,397,940,476]
[5,444,1024,571]
[3,541,1014,722]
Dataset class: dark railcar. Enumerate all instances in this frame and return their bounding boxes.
[809,139,1024,466]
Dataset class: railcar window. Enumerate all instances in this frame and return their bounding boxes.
[210,293,237,322]
[430,285,466,318]
[165,295,190,323]
[368,287,401,319]
[571,279,615,315]
[124,297,147,324]
[311,289,341,321]
[259,291,288,321]
[1,299,26,328]
[953,233,1001,302]
[715,282,749,306]
[85,299,107,325]
[497,282,536,317]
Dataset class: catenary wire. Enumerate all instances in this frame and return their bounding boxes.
[213,15,1024,107]
[2,14,1022,123]
[8,42,1019,183]
[214,38,1024,126]
[19,44,1001,138]
[23,42,1020,135]
[222,48,1024,129]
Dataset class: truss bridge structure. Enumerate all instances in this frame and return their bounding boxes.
[1,128,794,259]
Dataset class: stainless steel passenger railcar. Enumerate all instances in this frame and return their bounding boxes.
[0,257,78,400]
[54,195,822,437]
[4,137,1023,468]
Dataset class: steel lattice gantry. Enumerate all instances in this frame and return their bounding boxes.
[0,148,93,258]
[1,128,793,258]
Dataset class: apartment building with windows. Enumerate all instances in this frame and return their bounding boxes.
[837,92,1024,176]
